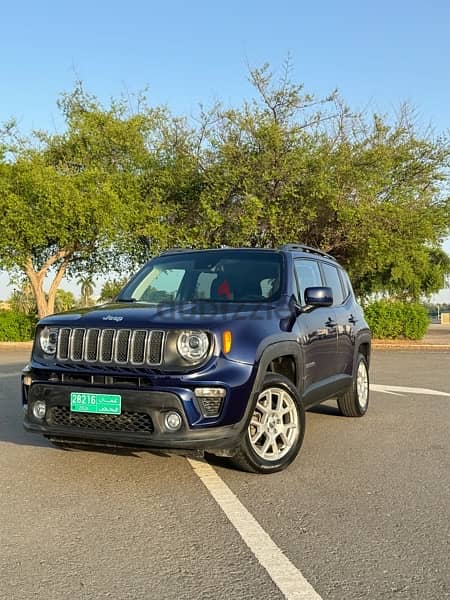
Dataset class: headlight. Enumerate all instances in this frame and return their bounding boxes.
[40,327,58,355]
[176,330,209,363]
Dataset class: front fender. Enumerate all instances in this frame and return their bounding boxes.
[252,341,303,397]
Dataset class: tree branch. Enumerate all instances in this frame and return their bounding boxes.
[47,257,70,307]
[38,248,73,276]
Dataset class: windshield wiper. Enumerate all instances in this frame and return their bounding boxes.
[116,297,137,303]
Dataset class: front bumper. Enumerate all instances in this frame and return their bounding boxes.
[22,358,257,451]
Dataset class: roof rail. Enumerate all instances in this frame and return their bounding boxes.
[279,244,336,261]
[160,247,193,255]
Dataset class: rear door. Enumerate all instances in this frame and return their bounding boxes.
[320,262,354,378]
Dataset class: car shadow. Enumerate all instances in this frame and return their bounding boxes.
[0,361,202,462]
[308,402,343,417]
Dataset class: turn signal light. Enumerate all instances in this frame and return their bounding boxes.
[222,330,232,354]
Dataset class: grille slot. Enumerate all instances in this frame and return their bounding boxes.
[85,329,99,361]
[115,329,131,363]
[131,330,147,364]
[47,406,154,433]
[57,328,71,360]
[148,331,164,364]
[100,329,114,362]
[71,329,85,361]
[57,328,164,367]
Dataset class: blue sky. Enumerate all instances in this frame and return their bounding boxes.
[1,0,449,300]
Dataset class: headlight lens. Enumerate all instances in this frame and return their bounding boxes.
[40,327,58,355]
[176,330,209,363]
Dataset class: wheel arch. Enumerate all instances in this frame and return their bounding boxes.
[252,342,303,400]
[354,333,371,372]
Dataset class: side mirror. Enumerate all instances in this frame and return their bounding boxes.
[304,286,333,307]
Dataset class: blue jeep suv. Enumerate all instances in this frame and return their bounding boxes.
[23,245,371,473]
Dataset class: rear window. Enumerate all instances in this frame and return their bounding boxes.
[120,250,283,304]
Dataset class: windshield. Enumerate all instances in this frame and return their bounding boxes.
[119,250,283,304]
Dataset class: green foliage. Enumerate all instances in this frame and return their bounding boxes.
[364,300,430,340]
[8,284,36,315]
[99,278,129,303]
[77,275,95,308]
[0,65,449,318]
[0,310,37,341]
[54,289,75,313]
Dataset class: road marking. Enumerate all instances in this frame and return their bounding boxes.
[0,372,20,379]
[370,383,450,397]
[188,458,322,600]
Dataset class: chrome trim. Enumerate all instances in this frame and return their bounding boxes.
[130,330,148,365]
[56,327,165,367]
[84,328,100,362]
[69,328,86,361]
[114,329,132,364]
[57,328,71,360]
[99,329,115,364]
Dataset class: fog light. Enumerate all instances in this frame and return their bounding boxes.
[32,400,46,420]
[164,411,182,432]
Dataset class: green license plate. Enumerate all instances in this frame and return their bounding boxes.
[70,392,122,415]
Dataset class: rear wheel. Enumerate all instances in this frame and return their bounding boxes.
[337,353,369,417]
[231,374,305,474]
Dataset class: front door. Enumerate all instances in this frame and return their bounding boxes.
[293,259,339,401]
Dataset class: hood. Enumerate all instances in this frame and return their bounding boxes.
[39,300,286,329]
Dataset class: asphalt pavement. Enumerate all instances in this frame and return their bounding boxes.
[0,349,449,600]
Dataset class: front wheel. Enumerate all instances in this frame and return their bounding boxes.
[337,353,369,417]
[231,374,305,474]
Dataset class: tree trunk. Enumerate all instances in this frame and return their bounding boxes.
[23,252,71,320]
[24,262,48,320]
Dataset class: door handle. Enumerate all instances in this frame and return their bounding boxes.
[348,314,358,324]
[325,318,337,328]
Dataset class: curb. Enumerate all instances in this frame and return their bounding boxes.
[372,342,450,351]
[0,342,33,350]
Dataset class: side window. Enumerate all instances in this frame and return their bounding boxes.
[294,259,323,305]
[340,269,351,300]
[321,263,344,306]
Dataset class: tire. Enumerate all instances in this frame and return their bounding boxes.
[337,353,369,417]
[231,374,305,474]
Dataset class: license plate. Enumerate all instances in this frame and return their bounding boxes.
[70,392,122,415]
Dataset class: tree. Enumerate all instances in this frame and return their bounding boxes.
[54,289,76,313]
[98,278,129,303]
[193,63,450,299]
[77,276,95,308]
[8,283,36,315]
[1,66,449,312]
[0,150,126,318]
[0,86,166,318]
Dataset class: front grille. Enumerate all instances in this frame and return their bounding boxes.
[57,328,164,366]
[47,406,154,433]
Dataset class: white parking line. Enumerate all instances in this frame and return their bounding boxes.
[370,383,450,397]
[188,458,322,600]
